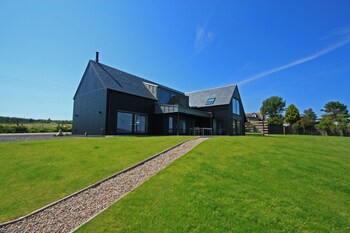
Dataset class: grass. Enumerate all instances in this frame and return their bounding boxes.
[78,135,350,232]
[0,136,194,223]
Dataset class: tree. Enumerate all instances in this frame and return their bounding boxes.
[303,108,317,123]
[268,115,284,125]
[285,104,300,125]
[260,96,286,125]
[316,101,350,136]
[300,108,317,133]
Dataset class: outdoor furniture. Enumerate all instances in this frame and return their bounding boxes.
[192,127,212,135]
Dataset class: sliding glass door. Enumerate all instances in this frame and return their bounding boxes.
[117,112,133,134]
[117,111,148,134]
[134,114,147,134]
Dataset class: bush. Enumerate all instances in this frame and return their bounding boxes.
[14,125,29,133]
[0,125,29,133]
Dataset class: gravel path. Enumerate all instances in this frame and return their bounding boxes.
[0,137,208,233]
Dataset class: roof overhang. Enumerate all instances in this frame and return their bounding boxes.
[155,104,211,118]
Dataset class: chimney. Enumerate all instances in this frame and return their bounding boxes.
[95,51,99,63]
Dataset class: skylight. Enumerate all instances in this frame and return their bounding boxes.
[206,98,216,105]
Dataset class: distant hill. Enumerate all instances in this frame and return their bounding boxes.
[0,116,72,125]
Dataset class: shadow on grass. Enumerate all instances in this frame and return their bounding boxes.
[245,132,264,137]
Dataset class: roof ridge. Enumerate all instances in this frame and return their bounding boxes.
[90,60,149,82]
[186,84,237,94]
[90,60,185,95]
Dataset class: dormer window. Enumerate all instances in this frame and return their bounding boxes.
[206,98,216,105]
[158,88,180,105]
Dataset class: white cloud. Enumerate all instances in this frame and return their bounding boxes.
[194,27,215,56]
[238,25,350,86]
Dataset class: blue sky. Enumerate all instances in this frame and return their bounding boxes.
[0,0,349,120]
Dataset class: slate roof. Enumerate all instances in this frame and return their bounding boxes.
[186,85,237,108]
[89,60,184,100]
[86,61,237,108]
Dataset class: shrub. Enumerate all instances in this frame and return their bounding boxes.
[14,125,29,133]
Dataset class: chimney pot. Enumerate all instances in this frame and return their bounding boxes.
[96,51,99,63]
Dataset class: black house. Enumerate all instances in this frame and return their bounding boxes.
[73,59,245,136]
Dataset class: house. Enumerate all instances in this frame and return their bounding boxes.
[72,55,245,136]
[245,112,263,122]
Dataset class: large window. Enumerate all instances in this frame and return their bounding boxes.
[232,120,241,135]
[134,114,147,134]
[213,120,224,135]
[158,89,171,104]
[117,112,133,133]
[169,116,173,134]
[237,121,241,134]
[158,88,179,105]
[179,119,186,134]
[117,111,148,134]
[232,98,240,115]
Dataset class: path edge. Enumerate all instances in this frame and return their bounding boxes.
[70,137,207,233]
[0,137,199,227]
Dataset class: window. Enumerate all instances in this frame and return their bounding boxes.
[117,112,133,133]
[134,114,147,134]
[158,88,180,105]
[232,120,241,135]
[117,112,148,134]
[206,98,216,105]
[169,116,173,134]
[232,98,240,115]
[215,120,224,135]
[179,119,187,134]
[237,121,241,134]
[158,89,171,104]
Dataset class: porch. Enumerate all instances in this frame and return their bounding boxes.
[154,104,224,136]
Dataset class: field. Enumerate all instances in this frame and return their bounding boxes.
[78,135,350,232]
[0,136,193,222]
[0,123,72,133]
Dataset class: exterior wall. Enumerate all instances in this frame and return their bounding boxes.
[197,105,231,135]
[73,90,107,135]
[106,90,156,135]
[73,64,107,135]
[73,62,246,136]
[153,114,167,135]
[196,88,245,135]
[156,114,204,135]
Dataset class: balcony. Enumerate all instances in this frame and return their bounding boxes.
[155,103,211,118]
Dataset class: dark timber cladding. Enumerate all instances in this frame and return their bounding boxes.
[72,58,246,136]
[106,90,155,135]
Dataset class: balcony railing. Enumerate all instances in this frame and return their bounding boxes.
[155,103,211,118]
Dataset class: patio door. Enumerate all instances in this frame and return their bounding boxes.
[134,114,147,134]
[213,119,217,135]
[179,119,187,134]
[117,111,148,134]
[117,112,133,134]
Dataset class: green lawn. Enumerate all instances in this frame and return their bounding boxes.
[0,136,193,223]
[78,135,350,232]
